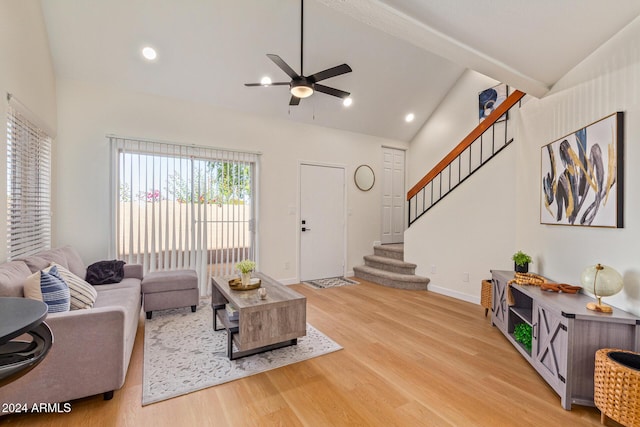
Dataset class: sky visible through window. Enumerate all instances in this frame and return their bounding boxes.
[118,152,251,205]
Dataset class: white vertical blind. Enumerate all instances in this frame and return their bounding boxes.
[111,136,259,295]
[6,99,52,259]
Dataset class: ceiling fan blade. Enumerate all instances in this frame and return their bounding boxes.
[315,84,350,99]
[244,82,290,87]
[308,64,352,83]
[289,95,301,106]
[267,54,299,80]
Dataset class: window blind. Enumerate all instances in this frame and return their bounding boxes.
[6,102,52,259]
[110,136,259,295]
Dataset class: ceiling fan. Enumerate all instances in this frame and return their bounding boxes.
[244,0,352,106]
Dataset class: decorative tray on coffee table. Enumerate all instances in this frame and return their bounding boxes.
[228,278,262,291]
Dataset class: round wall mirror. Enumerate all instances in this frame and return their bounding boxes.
[354,165,375,191]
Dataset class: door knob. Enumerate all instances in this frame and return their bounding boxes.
[301,227,311,232]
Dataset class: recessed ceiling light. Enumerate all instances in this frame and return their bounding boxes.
[343,97,353,107]
[405,113,415,123]
[142,46,157,61]
[260,76,272,86]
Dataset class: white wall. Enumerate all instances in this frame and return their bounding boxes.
[54,79,408,283]
[405,70,516,303]
[515,15,640,316]
[0,0,57,262]
[406,16,640,316]
[407,70,498,185]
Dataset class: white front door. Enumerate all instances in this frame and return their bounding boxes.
[300,163,345,281]
[381,147,405,244]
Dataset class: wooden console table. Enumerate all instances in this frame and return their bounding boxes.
[491,270,640,410]
[211,273,306,360]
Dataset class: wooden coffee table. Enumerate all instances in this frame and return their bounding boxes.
[211,272,306,360]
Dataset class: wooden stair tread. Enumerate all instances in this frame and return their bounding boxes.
[363,255,416,269]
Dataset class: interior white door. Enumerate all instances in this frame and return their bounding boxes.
[381,147,405,244]
[300,164,345,281]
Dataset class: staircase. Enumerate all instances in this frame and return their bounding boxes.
[353,244,429,290]
[407,90,525,226]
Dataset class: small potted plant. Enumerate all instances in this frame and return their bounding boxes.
[512,250,532,273]
[236,259,256,287]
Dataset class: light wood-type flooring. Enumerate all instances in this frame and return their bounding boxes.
[2,279,616,426]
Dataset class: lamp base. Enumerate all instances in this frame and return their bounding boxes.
[586,302,613,313]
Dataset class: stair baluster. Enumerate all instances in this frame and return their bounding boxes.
[407,90,526,226]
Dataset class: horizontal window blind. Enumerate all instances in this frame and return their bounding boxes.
[111,136,259,295]
[6,102,52,259]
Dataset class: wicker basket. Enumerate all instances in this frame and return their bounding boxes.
[594,348,640,427]
[481,280,492,317]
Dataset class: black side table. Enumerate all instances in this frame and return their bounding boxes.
[0,297,53,387]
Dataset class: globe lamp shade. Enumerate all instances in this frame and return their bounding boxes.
[580,264,623,313]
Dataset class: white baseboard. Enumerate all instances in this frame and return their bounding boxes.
[428,285,480,305]
[279,277,301,285]
[346,270,354,277]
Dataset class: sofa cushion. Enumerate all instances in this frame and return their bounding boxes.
[21,248,70,274]
[40,266,70,313]
[92,277,141,292]
[20,255,50,274]
[0,261,32,297]
[23,271,42,301]
[59,246,87,281]
[47,263,97,310]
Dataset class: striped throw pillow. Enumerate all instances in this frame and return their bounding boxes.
[47,263,97,310]
[40,266,70,313]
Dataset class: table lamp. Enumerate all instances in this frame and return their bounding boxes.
[580,264,623,313]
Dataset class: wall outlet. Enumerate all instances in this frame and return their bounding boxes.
[284,261,290,270]
[431,265,437,274]
[463,272,470,282]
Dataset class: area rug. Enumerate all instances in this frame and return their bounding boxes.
[143,301,342,405]
[304,277,359,289]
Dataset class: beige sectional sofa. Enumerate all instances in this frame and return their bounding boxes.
[0,246,142,410]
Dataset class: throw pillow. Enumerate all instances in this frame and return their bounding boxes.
[86,260,126,285]
[40,266,70,313]
[23,271,42,301]
[47,263,97,310]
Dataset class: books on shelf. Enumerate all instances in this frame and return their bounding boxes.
[225,304,239,321]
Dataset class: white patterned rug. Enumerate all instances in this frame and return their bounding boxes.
[304,277,359,289]
[143,301,342,405]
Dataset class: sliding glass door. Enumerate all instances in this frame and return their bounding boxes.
[111,137,258,295]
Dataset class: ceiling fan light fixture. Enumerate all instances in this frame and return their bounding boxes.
[290,83,314,99]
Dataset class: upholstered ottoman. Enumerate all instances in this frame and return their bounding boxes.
[141,270,198,319]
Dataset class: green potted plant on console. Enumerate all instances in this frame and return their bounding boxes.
[512,250,532,273]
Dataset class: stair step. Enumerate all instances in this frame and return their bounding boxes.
[353,265,429,291]
[373,244,404,261]
[363,255,416,275]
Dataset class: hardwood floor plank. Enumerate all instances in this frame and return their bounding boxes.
[1,280,614,426]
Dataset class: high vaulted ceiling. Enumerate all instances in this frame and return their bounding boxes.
[40,0,640,142]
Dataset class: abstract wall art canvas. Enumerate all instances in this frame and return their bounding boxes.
[541,112,624,228]
[478,83,508,122]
